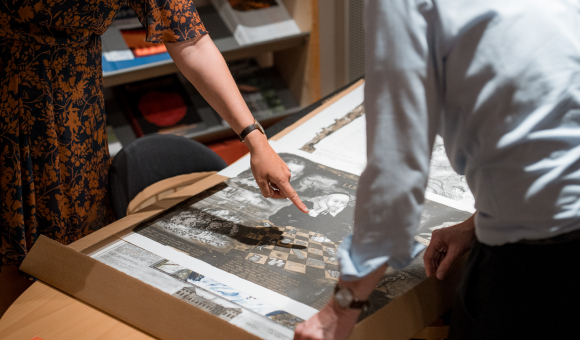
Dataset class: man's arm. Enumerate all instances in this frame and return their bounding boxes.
[425,213,476,280]
[294,0,440,338]
[340,0,440,281]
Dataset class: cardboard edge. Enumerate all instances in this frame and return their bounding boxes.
[349,255,467,340]
[20,235,261,340]
[127,171,216,215]
[270,79,365,141]
[68,174,228,252]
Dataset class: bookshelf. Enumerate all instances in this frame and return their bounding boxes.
[103,0,320,150]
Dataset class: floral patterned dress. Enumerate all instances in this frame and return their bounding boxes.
[0,0,207,270]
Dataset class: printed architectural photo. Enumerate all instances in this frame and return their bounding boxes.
[91,240,297,340]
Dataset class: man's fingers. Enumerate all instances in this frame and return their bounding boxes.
[424,239,443,277]
[276,180,309,213]
[435,247,461,280]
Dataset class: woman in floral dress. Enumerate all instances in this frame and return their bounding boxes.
[0,0,307,315]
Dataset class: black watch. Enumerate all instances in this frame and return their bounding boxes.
[333,285,370,311]
[238,119,265,142]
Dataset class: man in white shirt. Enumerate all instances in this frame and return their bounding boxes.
[294,0,580,339]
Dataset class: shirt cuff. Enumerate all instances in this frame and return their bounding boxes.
[337,234,426,281]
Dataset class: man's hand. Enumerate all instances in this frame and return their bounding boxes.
[245,130,309,213]
[424,213,476,280]
[294,264,388,340]
[294,301,359,340]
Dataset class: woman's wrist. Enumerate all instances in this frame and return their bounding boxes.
[244,129,269,154]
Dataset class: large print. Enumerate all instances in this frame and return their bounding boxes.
[131,153,472,321]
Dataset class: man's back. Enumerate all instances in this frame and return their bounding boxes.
[432,0,580,242]
[362,0,580,247]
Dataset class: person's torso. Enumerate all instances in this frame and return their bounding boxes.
[0,0,121,45]
[431,0,580,243]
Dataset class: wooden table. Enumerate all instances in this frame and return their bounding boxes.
[0,281,448,340]
[0,282,154,340]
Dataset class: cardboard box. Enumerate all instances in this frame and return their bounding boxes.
[20,80,465,340]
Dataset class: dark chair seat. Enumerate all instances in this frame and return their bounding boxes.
[108,134,227,220]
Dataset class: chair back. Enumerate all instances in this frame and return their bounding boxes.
[109,134,227,220]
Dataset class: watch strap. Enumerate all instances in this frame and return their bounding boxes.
[333,285,371,311]
[238,120,264,142]
[349,300,370,311]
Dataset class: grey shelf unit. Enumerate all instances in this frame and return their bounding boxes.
[103,1,318,148]
[102,5,310,88]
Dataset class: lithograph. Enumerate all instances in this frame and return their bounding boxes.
[126,153,473,323]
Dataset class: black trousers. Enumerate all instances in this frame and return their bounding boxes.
[448,231,580,340]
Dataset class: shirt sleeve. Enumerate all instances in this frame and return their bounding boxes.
[127,0,207,43]
[338,0,441,280]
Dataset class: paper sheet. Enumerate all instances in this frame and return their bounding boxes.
[117,230,318,320]
[89,238,301,339]
[275,84,367,176]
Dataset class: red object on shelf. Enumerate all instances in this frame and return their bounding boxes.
[207,138,249,165]
[138,91,187,127]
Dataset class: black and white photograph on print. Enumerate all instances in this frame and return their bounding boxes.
[426,136,475,207]
[414,199,473,246]
[222,153,358,242]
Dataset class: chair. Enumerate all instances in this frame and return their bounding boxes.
[109,134,227,220]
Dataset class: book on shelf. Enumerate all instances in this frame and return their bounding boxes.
[114,74,205,138]
[183,58,293,127]
[210,0,301,45]
[120,28,168,58]
[231,59,286,119]
[102,6,173,69]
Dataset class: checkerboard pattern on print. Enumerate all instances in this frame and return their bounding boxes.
[237,226,341,281]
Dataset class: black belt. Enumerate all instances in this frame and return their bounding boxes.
[517,227,580,245]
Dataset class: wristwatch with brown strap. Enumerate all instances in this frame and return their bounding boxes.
[333,284,371,311]
[238,119,265,142]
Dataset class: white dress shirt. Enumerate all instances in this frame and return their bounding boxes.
[339,0,580,280]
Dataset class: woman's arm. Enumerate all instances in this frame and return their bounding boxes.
[165,34,307,213]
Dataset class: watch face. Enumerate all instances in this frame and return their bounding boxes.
[335,287,353,308]
[256,120,265,134]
